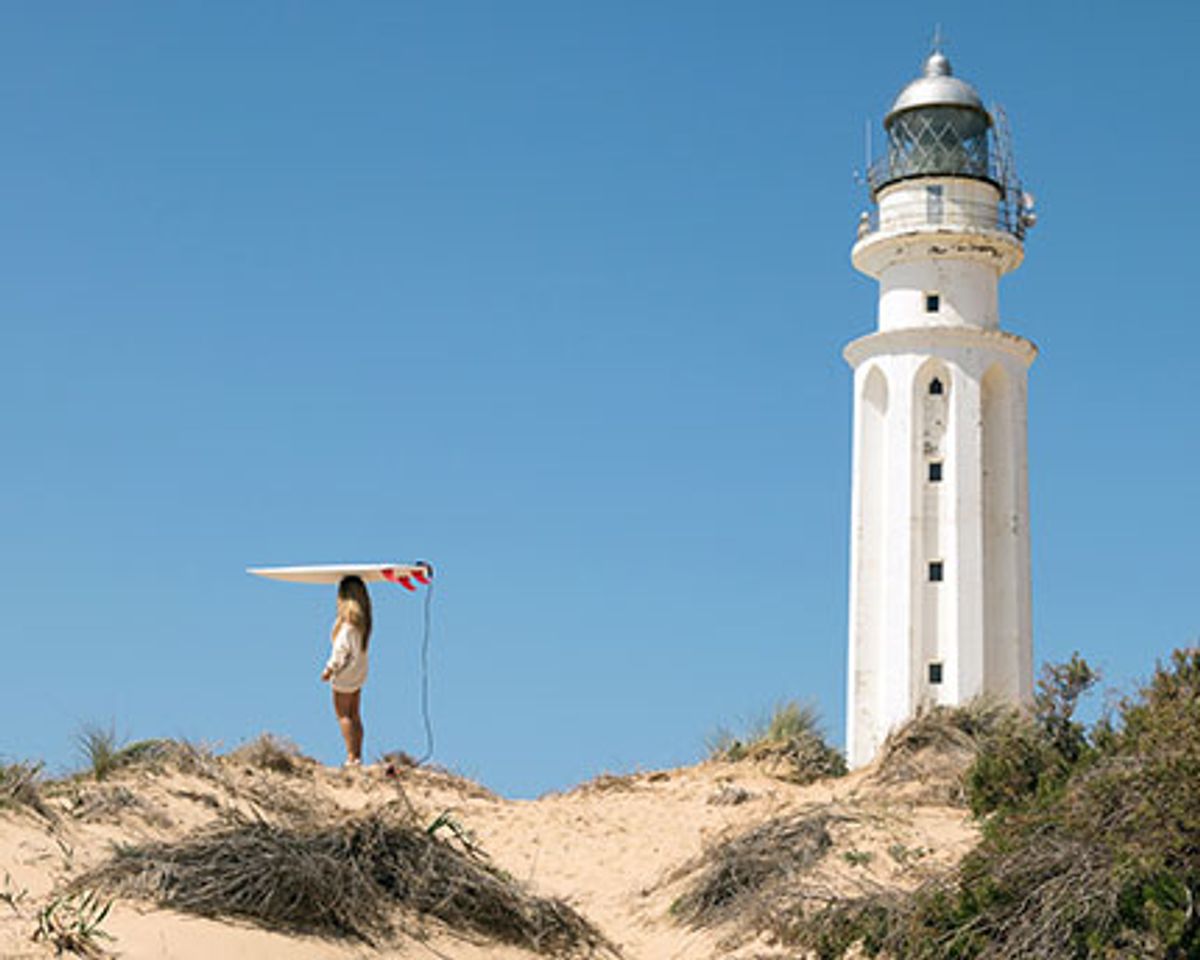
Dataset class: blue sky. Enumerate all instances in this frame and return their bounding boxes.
[1,2,1197,798]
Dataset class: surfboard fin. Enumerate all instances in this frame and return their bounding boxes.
[382,567,418,590]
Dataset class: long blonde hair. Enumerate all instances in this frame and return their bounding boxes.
[334,576,373,651]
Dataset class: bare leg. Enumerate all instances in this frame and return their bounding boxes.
[332,689,364,764]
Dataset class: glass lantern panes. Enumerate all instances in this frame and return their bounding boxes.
[885,106,990,183]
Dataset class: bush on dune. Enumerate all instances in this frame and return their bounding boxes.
[709,701,846,784]
[789,647,1200,960]
[74,725,209,782]
[227,733,312,776]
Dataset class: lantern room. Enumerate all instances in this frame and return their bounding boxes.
[875,51,993,190]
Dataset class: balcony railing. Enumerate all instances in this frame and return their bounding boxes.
[856,195,1029,242]
[867,151,998,194]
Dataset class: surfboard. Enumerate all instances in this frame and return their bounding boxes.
[247,563,432,590]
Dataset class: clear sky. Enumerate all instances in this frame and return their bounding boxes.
[2,2,1197,798]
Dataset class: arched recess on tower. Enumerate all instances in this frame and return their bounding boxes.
[911,357,951,709]
[912,357,951,456]
[850,365,889,765]
[981,362,1020,699]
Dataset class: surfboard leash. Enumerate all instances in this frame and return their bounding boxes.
[382,560,436,766]
[416,566,435,766]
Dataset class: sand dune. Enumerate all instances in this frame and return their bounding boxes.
[0,743,976,959]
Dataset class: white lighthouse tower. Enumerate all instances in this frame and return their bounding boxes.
[845,49,1038,767]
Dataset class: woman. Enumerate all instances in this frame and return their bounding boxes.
[320,575,372,767]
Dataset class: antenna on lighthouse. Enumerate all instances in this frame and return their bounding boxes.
[930,23,946,54]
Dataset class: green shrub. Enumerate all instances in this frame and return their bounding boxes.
[33,889,113,958]
[786,647,1200,959]
[965,653,1098,816]
[77,725,124,782]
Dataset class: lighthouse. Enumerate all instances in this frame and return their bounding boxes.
[845,49,1038,767]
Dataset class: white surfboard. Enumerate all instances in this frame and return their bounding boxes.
[247,562,432,590]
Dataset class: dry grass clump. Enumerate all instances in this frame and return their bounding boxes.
[709,701,846,785]
[76,725,129,782]
[563,772,641,797]
[79,808,614,956]
[78,737,224,780]
[0,760,55,821]
[227,733,312,776]
[379,750,498,801]
[706,781,753,806]
[672,810,834,929]
[870,699,1013,803]
[129,739,223,779]
[67,783,173,828]
[74,726,221,783]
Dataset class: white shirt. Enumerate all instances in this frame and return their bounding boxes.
[325,622,368,692]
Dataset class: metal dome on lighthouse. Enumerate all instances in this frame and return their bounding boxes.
[843,44,1039,768]
[878,51,991,187]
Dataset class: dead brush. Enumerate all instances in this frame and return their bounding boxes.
[227,733,311,776]
[77,809,615,957]
[0,760,56,823]
[671,810,835,929]
[871,699,1013,802]
[379,750,499,801]
[157,739,223,779]
[66,783,173,828]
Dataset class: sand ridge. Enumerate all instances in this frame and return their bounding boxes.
[0,750,977,959]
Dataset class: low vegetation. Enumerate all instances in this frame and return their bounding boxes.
[672,810,834,929]
[75,725,126,782]
[871,697,1015,805]
[785,648,1200,959]
[32,890,114,959]
[708,701,846,784]
[0,759,54,821]
[80,807,614,957]
[227,733,311,776]
[74,725,192,782]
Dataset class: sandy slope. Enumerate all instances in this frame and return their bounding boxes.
[0,751,977,960]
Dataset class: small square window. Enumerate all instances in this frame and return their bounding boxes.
[928,662,944,685]
[928,377,944,396]
[925,293,940,313]
[928,561,944,582]
[928,461,943,483]
[927,184,944,222]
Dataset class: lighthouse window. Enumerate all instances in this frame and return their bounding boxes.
[928,461,944,482]
[928,561,944,582]
[928,662,944,685]
[927,184,944,223]
[928,377,944,396]
[925,293,941,313]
